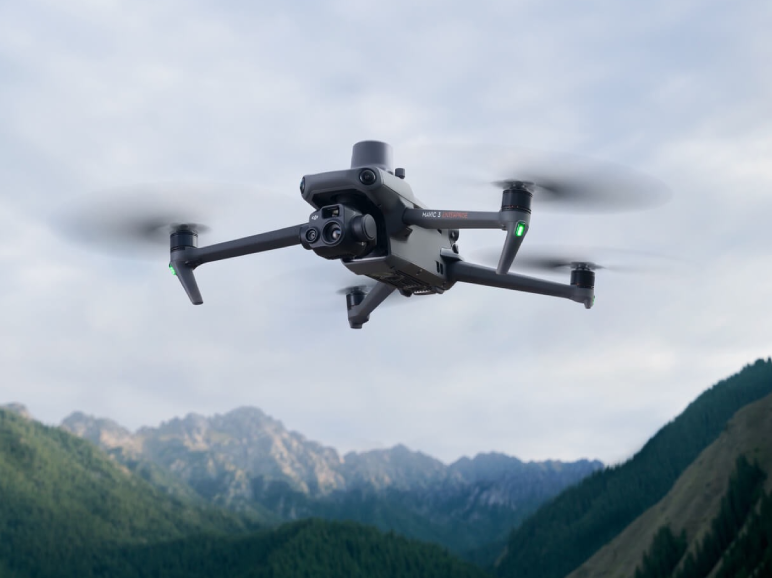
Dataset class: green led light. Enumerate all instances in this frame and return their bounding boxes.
[515,222,526,237]
[169,264,177,276]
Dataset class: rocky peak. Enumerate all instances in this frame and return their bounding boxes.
[342,444,450,490]
[449,452,526,482]
[1,403,33,420]
[60,411,137,452]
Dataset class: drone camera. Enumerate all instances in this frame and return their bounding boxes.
[323,221,343,243]
[358,169,378,186]
[305,228,319,243]
[301,204,378,259]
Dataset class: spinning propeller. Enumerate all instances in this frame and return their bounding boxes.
[474,245,676,280]
[488,153,670,213]
[55,183,294,258]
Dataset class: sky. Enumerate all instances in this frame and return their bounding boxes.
[1,0,771,465]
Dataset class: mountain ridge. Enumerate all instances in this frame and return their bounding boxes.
[59,404,603,495]
[55,403,602,557]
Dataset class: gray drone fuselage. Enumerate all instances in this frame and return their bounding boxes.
[300,165,455,296]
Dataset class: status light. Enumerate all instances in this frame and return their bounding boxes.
[169,264,177,276]
[515,222,527,237]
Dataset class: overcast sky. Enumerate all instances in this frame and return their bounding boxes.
[1,0,771,465]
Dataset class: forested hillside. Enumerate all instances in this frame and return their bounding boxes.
[103,519,490,578]
[634,456,766,578]
[0,408,490,578]
[714,482,772,576]
[568,379,772,578]
[495,358,772,578]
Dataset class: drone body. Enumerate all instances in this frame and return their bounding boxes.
[169,141,596,328]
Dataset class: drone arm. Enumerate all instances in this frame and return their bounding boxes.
[170,224,304,305]
[347,282,396,329]
[188,225,304,265]
[170,260,204,305]
[447,260,594,308]
[403,208,530,274]
[496,220,529,275]
[402,208,507,229]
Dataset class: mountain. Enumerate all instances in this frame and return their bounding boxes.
[60,410,138,451]
[341,444,449,490]
[59,405,602,558]
[0,406,490,578]
[495,357,772,578]
[566,388,772,578]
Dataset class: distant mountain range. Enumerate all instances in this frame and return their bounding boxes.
[56,405,602,556]
[3,357,771,577]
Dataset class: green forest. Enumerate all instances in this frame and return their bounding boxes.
[634,455,768,578]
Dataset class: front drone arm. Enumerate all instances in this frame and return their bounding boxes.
[169,225,304,305]
[180,225,304,266]
[447,259,595,309]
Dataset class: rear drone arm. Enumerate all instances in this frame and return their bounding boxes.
[169,225,304,305]
[402,183,534,275]
[445,257,595,309]
[403,208,529,276]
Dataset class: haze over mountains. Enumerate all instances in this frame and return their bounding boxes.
[60,406,601,495]
[56,404,602,556]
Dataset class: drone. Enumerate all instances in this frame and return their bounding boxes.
[60,140,668,328]
[151,140,665,329]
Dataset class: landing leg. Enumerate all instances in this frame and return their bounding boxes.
[346,282,396,329]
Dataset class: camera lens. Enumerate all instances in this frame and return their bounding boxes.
[323,222,343,244]
[299,177,305,194]
[305,228,318,243]
[359,169,377,186]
